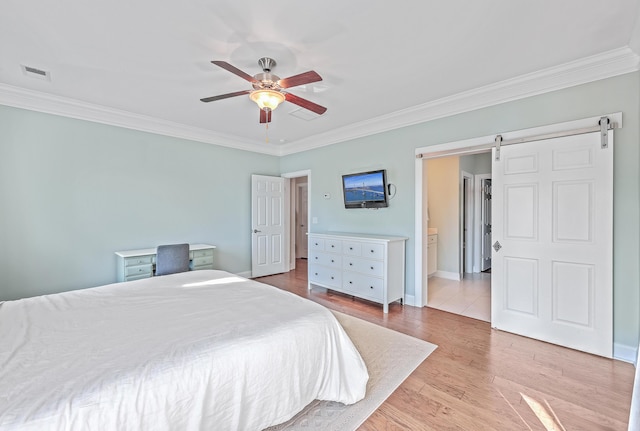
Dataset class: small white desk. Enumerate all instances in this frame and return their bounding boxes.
[115,243,216,282]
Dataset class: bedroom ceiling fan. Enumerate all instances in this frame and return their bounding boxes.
[200,57,327,124]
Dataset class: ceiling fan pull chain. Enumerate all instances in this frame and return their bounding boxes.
[265,122,269,144]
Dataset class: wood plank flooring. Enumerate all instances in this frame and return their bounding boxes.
[257,259,635,431]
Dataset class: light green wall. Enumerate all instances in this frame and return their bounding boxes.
[281,71,640,350]
[0,105,279,300]
[1,71,638,351]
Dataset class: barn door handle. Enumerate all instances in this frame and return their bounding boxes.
[493,241,502,252]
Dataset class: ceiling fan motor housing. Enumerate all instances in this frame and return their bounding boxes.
[252,72,281,90]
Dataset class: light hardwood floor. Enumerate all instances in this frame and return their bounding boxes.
[257,259,635,431]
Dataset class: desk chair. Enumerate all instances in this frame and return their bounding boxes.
[156,243,190,276]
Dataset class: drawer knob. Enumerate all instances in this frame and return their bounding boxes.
[331,259,334,263]
[370,266,374,270]
[349,247,353,250]
[315,272,318,276]
[349,281,353,284]
[315,257,318,260]
[331,245,335,248]
[349,262,353,266]
[370,286,374,289]
[370,250,374,253]
[331,276,334,280]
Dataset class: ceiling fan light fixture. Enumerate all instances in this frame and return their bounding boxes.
[250,89,286,111]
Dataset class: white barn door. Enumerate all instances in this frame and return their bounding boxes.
[251,175,287,277]
[491,131,613,357]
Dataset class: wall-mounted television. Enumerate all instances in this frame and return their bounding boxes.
[342,169,389,209]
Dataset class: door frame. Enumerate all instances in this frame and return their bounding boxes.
[460,170,474,277]
[413,113,621,308]
[281,169,311,271]
[474,173,492,273]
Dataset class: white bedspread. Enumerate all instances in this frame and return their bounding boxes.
[0,270,368,430]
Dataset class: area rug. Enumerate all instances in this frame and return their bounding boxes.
[265,311,437,431]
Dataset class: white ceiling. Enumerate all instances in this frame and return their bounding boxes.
[1,0,639,155]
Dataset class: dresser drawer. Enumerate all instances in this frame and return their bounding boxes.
[343,256,384,277]
[191,249,214,258]
[308,264,341,288]
[343,241,362,256]
[191,255,214,267]
[309,238,325,251]
[309,251,342,268]
[342,273,384,302]
[361,243,385,260]
[125,264,153,277]
[125,273,153,282]
[124,256,153,267]
[325,239,342,253]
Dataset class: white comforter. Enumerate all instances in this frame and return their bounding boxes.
[0,270,368,430]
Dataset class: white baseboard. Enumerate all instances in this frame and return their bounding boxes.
[614,342,639,365]
[433,270,461,281]
[237,270,252,279]
[404,294,416,307]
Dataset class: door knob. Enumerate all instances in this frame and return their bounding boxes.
[493,241,502,252]
[253,229,261,233]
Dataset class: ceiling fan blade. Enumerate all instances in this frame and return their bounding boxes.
[278,71,322,89]
[259,109,272,124]
[200,90,250,103]
[285,93,327,115]
[211,61,258,83]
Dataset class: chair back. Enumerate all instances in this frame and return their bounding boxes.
[156,243,190,276]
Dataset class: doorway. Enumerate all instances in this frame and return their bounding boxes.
[424,154,491,322]
[281,170,311,272]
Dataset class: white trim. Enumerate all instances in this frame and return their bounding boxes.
[404,294,416,307]
[1,48,637,157]
[414,113,622,328]
[433,271,461,281]
[614,342,638,364]
[460,170,474,276]
[280,47,638,155]
[414,158,425,307]
[237,271,253,279]
[0,83,281,156]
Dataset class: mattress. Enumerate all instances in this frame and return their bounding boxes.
[0,270,368,430]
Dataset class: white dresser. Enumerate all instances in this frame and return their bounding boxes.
[307,233,408,313]
[115,243,216,282]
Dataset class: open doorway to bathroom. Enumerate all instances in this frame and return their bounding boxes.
[424,153,491,322]
[282,170,311,274]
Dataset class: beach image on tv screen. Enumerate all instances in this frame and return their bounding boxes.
[344,172,385,202]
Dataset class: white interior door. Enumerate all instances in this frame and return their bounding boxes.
[491,131,613,357]
[251,175,287,277]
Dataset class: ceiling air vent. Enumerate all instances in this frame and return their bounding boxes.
[289,107,321,121]
[21,64,51,81]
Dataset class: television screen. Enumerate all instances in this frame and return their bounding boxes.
[342,169,389,209]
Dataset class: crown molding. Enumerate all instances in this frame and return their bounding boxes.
[1,47,638,158]
[278,46,640,156]
[0,84,280,156]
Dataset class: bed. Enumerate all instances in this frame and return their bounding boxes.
[0,270,369,430]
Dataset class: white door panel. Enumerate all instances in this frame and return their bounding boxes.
[492,131,612,358]
[252,175,287,277]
